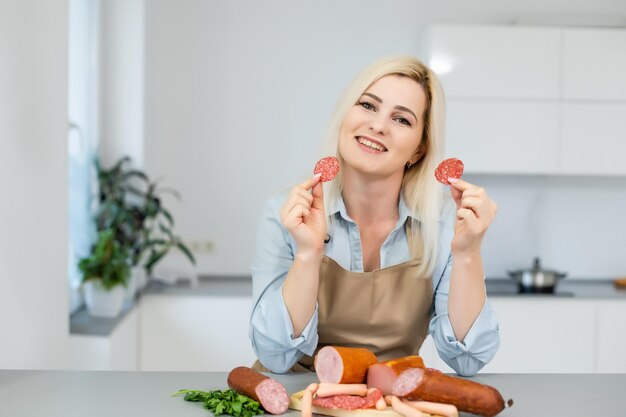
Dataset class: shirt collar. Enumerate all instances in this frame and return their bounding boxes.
[330,192,419,224]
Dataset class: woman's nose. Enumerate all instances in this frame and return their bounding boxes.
[368,114,388,135]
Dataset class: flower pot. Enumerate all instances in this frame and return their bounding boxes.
[84,280,126,318]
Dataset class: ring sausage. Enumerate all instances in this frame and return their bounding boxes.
[227,366,289,415]
[367,356,425,395]
[315,346,377,384]
[392,368,506,417]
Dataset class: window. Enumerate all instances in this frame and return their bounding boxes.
[68,0,99,313]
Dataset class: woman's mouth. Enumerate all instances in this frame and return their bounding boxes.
[356,136,387,152]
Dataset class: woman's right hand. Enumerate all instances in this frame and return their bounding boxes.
[279,174,327,260]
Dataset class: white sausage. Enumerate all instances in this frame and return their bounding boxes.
[403,399,459,417]
[301,390,313,417]
[316,383,368,397]
[306,383,319,395]
[375,398,387,410]
[391,396,425,417]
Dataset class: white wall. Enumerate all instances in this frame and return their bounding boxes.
[468,175,626,278]
[0,0,70,369]
[140,0,626,279]
[99,0,145,168]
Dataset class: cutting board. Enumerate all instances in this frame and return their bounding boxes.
[288,391,441,417]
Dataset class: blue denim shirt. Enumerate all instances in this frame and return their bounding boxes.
[249,192,500,376]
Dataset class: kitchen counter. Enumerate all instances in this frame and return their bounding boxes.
[142,276,626,299]
[484,278,626,299]
[0,370,623,417]
[71,275,625,337]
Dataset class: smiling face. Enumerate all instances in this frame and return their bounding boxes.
[338,74,428,179]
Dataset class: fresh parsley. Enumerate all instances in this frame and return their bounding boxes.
[172,389,265,417]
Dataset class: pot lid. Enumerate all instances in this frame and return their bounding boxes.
[509,257,566,275]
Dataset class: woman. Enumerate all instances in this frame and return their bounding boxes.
[249,56,499,377]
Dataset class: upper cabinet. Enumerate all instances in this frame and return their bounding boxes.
[562,29,626,101]
[429,25,561,99]
[428,24,626,176]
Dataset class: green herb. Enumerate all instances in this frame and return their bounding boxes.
[172,389,265,417]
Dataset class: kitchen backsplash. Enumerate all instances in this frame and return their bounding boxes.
[467,174,626,279]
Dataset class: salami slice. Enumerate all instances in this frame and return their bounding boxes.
[312,388,382,410]
[314,156,340,182]
[434,158,464,185]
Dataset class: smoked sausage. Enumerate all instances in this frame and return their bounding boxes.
[315,346,377,384]
[227,366,289,414]
[392,367,507,417]
[367,355,425,395]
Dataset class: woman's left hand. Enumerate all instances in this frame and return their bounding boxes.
[448,178,498,256]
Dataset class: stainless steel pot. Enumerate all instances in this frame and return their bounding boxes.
[507,257,567,293]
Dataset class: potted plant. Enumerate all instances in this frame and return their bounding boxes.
[93,156,196,301]
[78,229,130,317]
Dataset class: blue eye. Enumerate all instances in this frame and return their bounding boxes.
[396,117,411,126]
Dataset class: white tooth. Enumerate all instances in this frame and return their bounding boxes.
[358,137,385,151]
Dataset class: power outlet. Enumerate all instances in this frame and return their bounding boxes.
[188,240,215,253]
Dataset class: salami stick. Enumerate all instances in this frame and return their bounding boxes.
[227,366,289,415]
[367,355,425,395]
[393,368,507,417]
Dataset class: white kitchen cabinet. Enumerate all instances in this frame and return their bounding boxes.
[428,25,561,99]
[483,298,596,373]
[421,298,597,374]
[429,24,626,176]
[69,308,139,371]
[562,29,626,101]
[139,295,257,371]
[446,100,560,174]
[596,301,626,373]
[560,103,626,175]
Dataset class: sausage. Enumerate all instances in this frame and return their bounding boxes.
[301,389,313,417]
[227,366,289,415]
[392,367,507,417]
[316,383,368,397]
[301,382,319,417]
[312,388,383,410]
[315,346,378,384]
[366,388,387,410]
[403,399,458,417]
[390,396,425,417]
[367,355,425,395]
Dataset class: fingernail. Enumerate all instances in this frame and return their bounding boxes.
[448,177,459,184]
[314,173,322,179]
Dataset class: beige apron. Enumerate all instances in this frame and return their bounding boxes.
[253,222,433,372]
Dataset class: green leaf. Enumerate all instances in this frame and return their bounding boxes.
[144,249,168,273]
[173,389,264,417]
[160,208,174,226]
[176,241,196,264]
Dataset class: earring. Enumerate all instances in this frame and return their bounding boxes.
[406,161,414,169]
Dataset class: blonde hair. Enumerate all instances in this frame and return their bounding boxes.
[321,56,446,277]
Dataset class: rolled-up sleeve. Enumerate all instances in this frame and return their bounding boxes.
[428,202,500,376]
[249,195,319,373]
